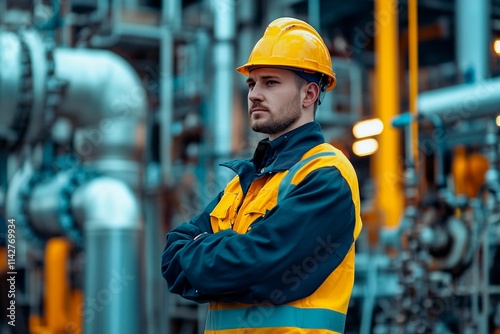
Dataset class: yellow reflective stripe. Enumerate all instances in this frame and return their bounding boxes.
[278,151,336,202]
[205,305,345,333]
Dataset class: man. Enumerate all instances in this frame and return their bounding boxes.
[162,17,362,333]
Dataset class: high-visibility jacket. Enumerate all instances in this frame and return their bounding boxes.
[162,122,362,334]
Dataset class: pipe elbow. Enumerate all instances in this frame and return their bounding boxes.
[55,48,147,124]
[55,48,147,185]
[71,176,141,231]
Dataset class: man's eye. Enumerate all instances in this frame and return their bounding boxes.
[266,80,278,86]
[247,82,255,89]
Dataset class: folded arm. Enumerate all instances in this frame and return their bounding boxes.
[162,167,356,304]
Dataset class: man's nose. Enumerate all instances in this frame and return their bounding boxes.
[248,84,264,102]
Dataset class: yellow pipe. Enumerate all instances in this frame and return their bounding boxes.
[45,237,71,333]
[409,0,419,176]
[0,246,6,272]
[68,289,84,333]
[374,0,404,228]
[29,315,52,334]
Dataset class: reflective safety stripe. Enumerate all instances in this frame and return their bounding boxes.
[278,151,336,202]
[205,305,346,333]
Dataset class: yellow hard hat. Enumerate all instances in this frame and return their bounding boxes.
[236,17,337,91]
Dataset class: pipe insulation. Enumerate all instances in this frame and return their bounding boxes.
[0,30,48,146]
[0,31,22,129]
[27,170,78,237]
[212,0,235,179]
[7,167,143,333]
[0,32,147,184]
[456,0,490,82]
[71,177,142,334]
[417,77,500,122]
[2,30,147,334]
[54,48,147,189]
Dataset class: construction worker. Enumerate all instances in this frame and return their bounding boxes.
[162,17,362,333]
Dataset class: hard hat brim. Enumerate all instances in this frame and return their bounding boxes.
[236,62,337,91]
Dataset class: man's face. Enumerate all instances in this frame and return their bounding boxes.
[246,68,302,139]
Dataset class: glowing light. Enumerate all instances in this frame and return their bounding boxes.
[352,138,379,157]
[495,39,500,56]
[352,118,384,139]
[496,115,500,127]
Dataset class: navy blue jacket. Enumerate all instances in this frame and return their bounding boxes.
[161,122,357,304]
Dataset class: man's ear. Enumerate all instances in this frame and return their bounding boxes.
[302,83,320,108]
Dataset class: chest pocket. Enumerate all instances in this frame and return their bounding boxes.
[233,186,278,234]
[209,191,240,232]
[210,174,282,234]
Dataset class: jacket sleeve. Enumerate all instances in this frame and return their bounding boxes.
[161,192,222,301]
[173,166,357,304]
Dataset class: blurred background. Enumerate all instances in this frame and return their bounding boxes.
[1,0,500,333]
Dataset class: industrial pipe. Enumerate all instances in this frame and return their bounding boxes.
[0,30,49,147]
[374,0,404,228]
[71,177,142,334]
[419,0,495,122]
[212,0,235,183]
[456,0,490,82]
[3,30,147,334]
[0,31,22,130]
[418,77,500,122]
[45,237,72,333]
[53,48,146,189]
[27,170,79,238]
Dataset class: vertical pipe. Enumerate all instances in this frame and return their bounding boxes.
[482,221,490,334]
[154,2,182,333]
[374,0,403,228]
[159,32,173,186]
[456,0,490,82]
[456,0,490,330]
[159,0,180,186]
[408,0,419,174]
[68,289,83,333]
[213,0,235,182]
[45,238,71,332]
[308,0,321,31]
[237,1,256,79]
[72,177,142,334]
[96,0,110,22]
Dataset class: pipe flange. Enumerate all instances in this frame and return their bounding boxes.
[59,167,100,248]
[4,35,34,149]
[17,170,53,247]
[36,37,66,142]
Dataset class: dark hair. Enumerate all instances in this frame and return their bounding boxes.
[294,74,320,113]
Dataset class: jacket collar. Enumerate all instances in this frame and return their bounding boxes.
[221,121,325,178]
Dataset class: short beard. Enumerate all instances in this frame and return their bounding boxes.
[251,94,301,135]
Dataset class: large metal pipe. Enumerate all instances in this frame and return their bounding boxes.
[7,165,143,334]
[0,30,48,146]
[308,0,320,30]
[27,170,76,237]
[3,30,147,333]
[456,0,490,82]
[54,48,146,189]
[0,31,22,129]
[374,0,404,228]
[71,177,142,334]
[212,0,235,182]
[417,77,500,122]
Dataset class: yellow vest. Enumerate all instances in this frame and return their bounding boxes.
[205,143,362,334]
